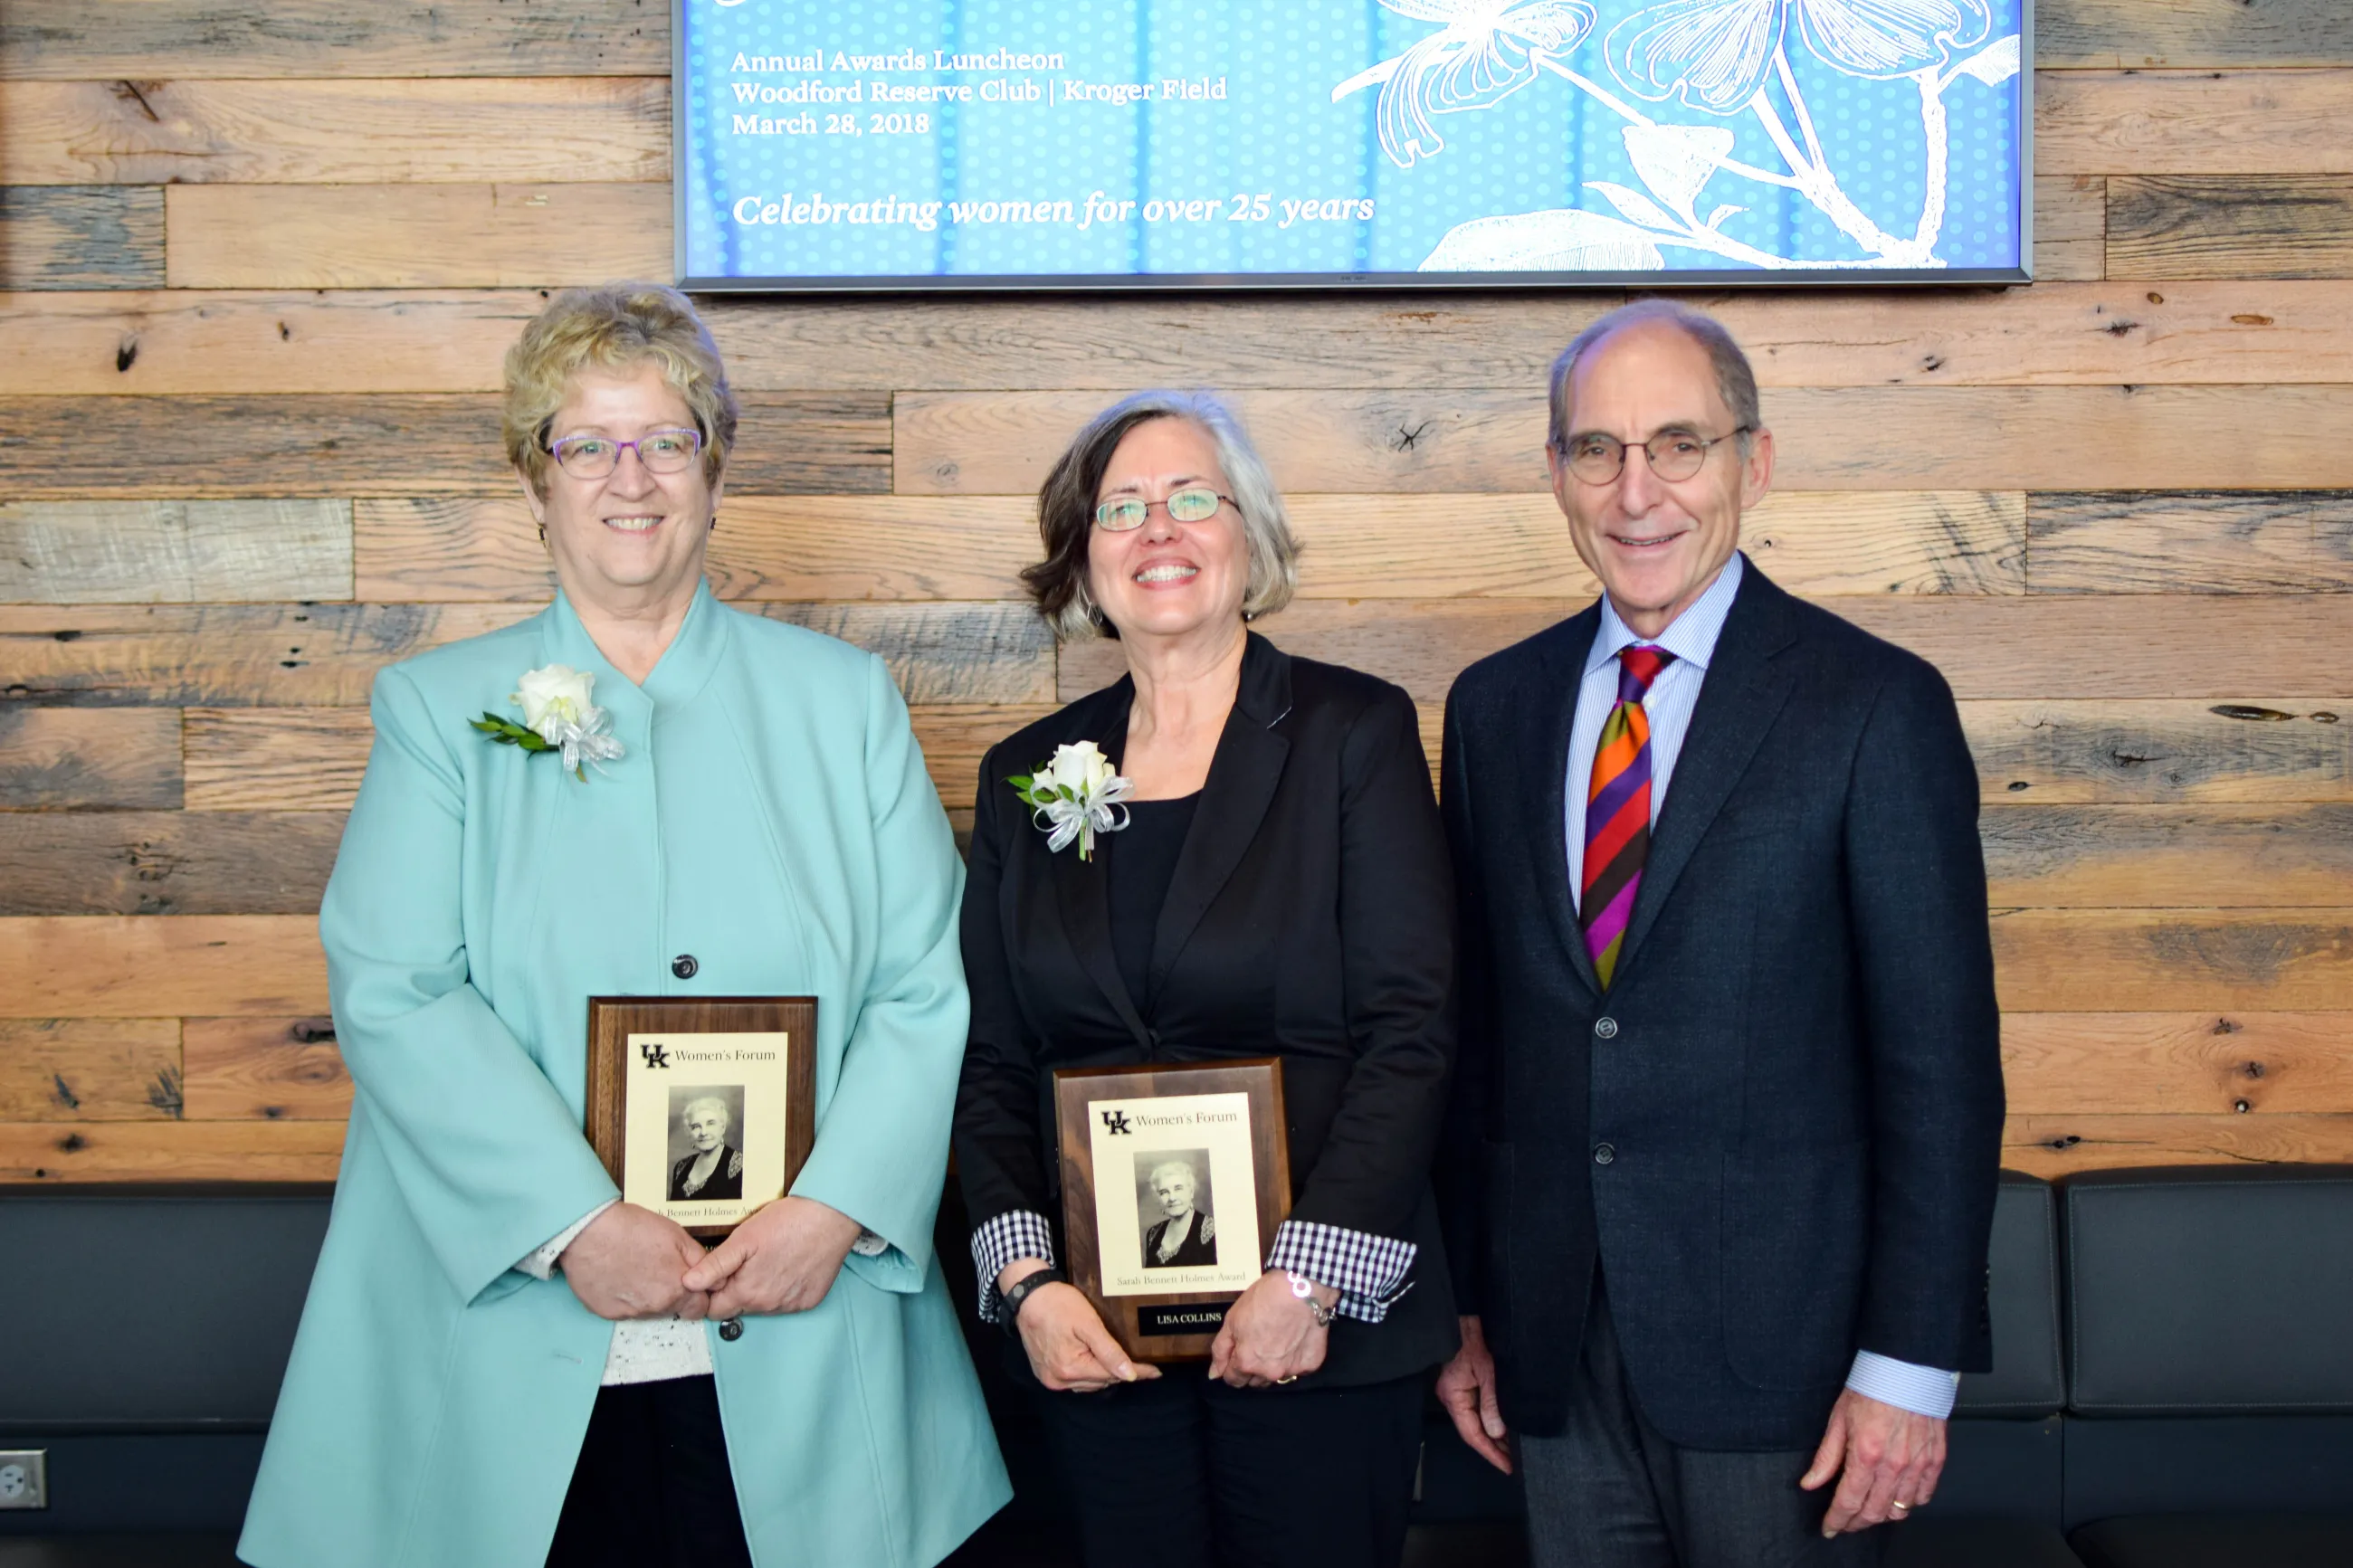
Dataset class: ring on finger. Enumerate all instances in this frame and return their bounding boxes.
[1890,1501,1911,1515]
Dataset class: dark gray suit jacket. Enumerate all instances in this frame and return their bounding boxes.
[1436,559,2004,1448]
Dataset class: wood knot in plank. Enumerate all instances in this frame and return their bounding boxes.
[112,81,164,122]
[116,335,138,374]
[290,1018,338,1043]
[2209,704,2292,722]
[148,1065,183,1118]
[2232,314,2273,327]
[1391,421,1430,452]
[51,1073,80,1110]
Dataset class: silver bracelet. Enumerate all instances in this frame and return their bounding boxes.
[1285,1269,1337,1328]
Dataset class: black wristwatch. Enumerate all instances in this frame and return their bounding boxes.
[998,1267,1068,1336]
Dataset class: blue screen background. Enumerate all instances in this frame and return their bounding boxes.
[681,0,2024,281]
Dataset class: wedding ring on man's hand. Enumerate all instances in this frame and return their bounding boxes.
[1890,1502,1911,1514]
[1276,1374,1298,1384]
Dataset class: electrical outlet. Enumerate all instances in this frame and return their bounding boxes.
[0,1450,45,1509]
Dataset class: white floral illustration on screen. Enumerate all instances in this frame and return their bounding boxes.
[1330,0,2020,272]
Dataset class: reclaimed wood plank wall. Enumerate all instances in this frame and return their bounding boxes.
[4,0,2350,1183]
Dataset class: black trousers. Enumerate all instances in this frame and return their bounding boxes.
[1518,1278,1884,1568]
[545,1375,755,1568]
[1031,1360,1426,1568]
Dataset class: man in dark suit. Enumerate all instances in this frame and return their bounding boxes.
[1434,300,2004,1563]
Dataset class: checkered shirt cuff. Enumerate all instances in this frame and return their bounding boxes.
[971,1208,1057,1325]
[1264,1219,1417,1324]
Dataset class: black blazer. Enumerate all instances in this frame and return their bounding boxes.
[1437,561,2005,1448]
[955,632,1460,1385]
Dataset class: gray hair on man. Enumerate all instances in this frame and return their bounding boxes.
[1546,299,1763,457]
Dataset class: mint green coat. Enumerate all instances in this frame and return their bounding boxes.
[239,585,1009,1568]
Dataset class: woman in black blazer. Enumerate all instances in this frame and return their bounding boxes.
[954,390,1459,1568]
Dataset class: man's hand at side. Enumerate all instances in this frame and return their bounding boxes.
[1801,1388,1947,1534]
[1435,1315,1511,1475]
[558,1202,711,1321]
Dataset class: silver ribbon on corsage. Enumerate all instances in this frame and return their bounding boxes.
[470,662,627,782]
[1008,740,1133,862]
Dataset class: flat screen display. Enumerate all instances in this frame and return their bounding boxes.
[675,0,2030,290]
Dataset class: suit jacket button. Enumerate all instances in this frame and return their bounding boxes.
[719,1317,744,1341]
[1593,1143,1616,1166]
[672,955,699,980]
[1594,1017,1619,1040]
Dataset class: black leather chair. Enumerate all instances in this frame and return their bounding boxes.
[0,1186,331,1564]
[2059,1164,2353,1562]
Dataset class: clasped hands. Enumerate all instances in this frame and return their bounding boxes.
[1001,1261,1338,1392]
[1436,1316,1947,1535]
[557,1196,864,1322]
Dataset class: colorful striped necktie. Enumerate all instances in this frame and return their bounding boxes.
[1582,644,1676,989]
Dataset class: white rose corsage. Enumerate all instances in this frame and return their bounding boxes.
[1008,740,1133,861]
[470,663,625,781]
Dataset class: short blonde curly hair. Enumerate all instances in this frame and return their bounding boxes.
[502,281,739,497]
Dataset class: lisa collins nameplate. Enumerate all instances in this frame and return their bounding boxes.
[1053,1058,1291,1363]
[587,996,817,1240]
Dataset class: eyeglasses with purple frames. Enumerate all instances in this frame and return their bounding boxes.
[546,427,704,480]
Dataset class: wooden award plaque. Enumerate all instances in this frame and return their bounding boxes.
[586,996,817,1240]
[1053,1058,1291,1362]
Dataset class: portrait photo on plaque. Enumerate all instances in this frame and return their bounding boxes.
[1054,1059,1290,1359]
[587,997,816,1239]
[1091,1102,1260,1299]
[1135,1149,1218,1270]
[664,1084,748,1202]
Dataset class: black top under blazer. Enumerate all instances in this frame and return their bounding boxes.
[955,632,1461,1386]
[1437,560,2005,1449]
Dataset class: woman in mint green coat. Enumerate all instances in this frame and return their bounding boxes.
[238,283,1008,1568]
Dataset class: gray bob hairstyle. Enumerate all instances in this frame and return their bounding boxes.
[1546,299,1762,457]
[1021,391,1300,641]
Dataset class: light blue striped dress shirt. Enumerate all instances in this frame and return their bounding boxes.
[1566,552,1960,1421]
